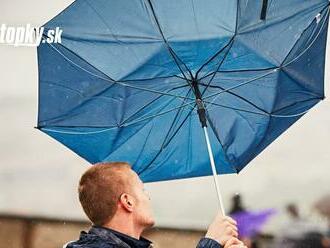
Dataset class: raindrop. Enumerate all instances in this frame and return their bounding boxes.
[316,13,321,24]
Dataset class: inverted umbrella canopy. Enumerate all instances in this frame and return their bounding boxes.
[37,1,329,184]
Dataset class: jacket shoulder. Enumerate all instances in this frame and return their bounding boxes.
[65,240,118,248]
[64,232,118,248]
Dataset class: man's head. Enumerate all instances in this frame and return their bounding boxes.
[78,162,154,230]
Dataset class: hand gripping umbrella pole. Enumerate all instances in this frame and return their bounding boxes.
[192,80,226,216]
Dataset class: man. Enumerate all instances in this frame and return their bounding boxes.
[65,162,246,248]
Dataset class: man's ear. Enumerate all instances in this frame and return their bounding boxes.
[119,193,134,212]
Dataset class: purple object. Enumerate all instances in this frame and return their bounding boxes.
[231,209,277,238]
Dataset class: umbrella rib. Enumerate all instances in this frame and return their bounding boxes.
[202,68,278,102]
[45,42,195,102]
[195,36,235,78]
[197,4,329,81]
[160,88,194,148]
[38,79,118,125]
[119,84,191,126]
[42,95,321,132]
[270,97,323,116]
[281,67,323,98]
[104,88,194,168]
[281,4,330,68]
[145,0,193,81]
[39,97,195,132]
[239,2,326,35]
[117,74,187,83]
[204,101,268,117]
[39,126,118,135]
[198,66,278,82]
[217,67,278,74]
[138,108,195,176]
[200,38,235,97]
[195,0,240,79]
[124,70,276,128]
[203,72,321,118]
[83,90,194,161]
[83,0,144,66]
[205,98,323,173]
[190,0,202,62]
[40,83,191,127]
[137,89,195,176]
[199,82,270,114]
[132,120,156,170]
[196,0,276,80]
[198,6,329,117]
[206,98,320,118]
[118,101,194,128]
[40,96,321,136]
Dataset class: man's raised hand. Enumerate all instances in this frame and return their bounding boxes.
[205,213,239,246]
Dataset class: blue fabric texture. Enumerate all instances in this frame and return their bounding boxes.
[38,0,329,182]
[197,238,223,248]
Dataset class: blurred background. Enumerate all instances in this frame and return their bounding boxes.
[0,0,329,247]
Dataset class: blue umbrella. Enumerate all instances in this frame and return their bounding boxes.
[37,0,330,214]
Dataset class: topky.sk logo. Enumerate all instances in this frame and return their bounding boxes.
[0,24,63,47]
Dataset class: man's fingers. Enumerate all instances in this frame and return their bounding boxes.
[224,216,237,226]
[227,229,238,238]
[224,237,243,248]
[206,212,240,245]
[224,224,238,237]
[215,213,237,226]
[227,245,247,248]
[226,223,238,232]
[226,237,242,245]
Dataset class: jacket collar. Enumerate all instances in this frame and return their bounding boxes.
[89,226,153,248]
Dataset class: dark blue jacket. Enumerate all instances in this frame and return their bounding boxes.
[65,226,223,248]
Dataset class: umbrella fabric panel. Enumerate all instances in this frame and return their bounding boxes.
[38,42,190,128]
[235,0,328,67]
[206,96,271,168]
[280,17,328,104]
[145,0,237,76]
[43,0,182,81]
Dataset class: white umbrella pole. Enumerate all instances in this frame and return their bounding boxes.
[203,126,226,216]
[192,80,226,215]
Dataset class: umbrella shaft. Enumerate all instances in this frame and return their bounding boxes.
[203,126,226,216]
[192,80,207,127]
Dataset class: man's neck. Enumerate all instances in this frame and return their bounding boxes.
[103,216,143,239]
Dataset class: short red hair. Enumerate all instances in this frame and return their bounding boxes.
[78,162,133,225]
